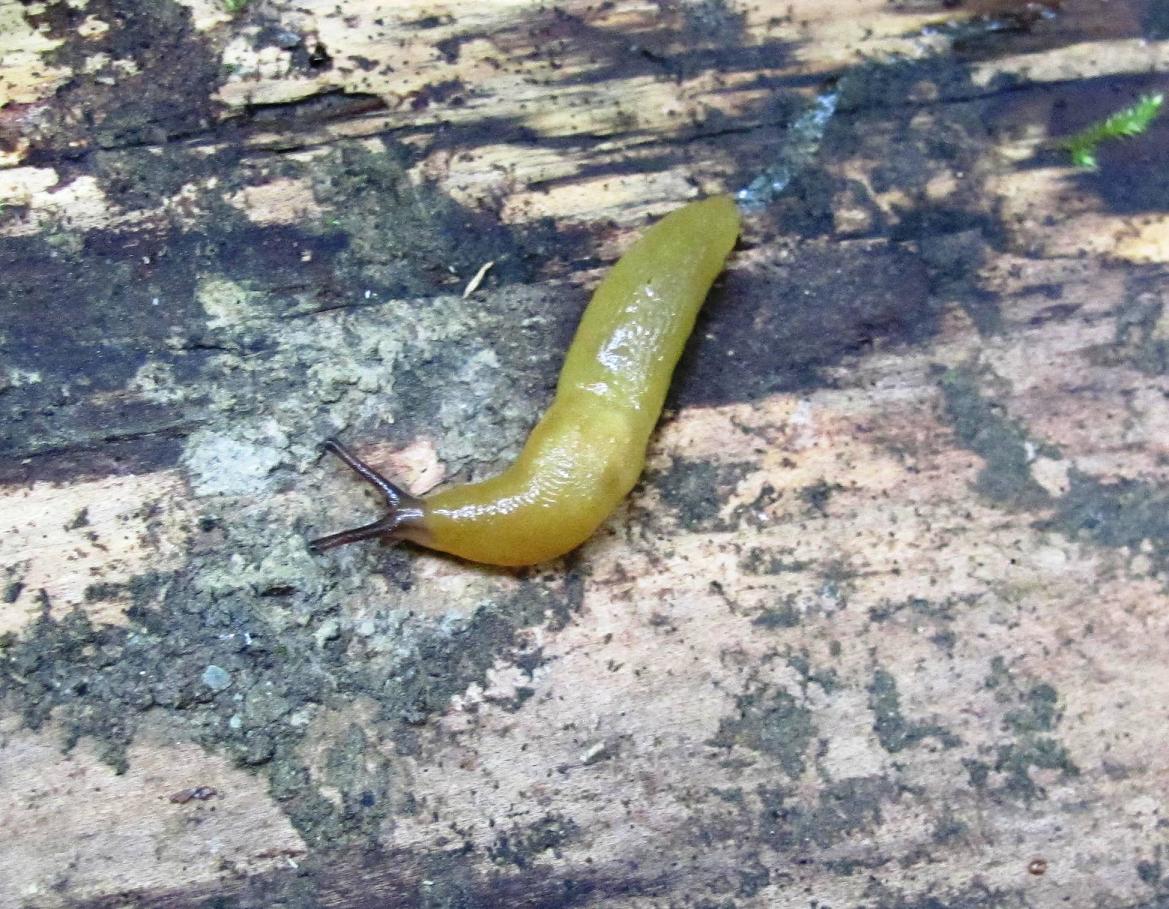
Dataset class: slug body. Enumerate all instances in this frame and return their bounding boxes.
[311,195,740,566]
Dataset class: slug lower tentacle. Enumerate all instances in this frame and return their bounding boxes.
[310,194,741,566]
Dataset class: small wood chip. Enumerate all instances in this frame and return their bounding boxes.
[462,261,494,298]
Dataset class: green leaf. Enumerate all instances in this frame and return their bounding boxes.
[1060,92,1163,170]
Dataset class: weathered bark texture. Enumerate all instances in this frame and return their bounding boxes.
[2,0,1169,906]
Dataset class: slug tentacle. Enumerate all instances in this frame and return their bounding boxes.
[307,439,426,553]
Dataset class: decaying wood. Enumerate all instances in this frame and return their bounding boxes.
[2,0,1169,906]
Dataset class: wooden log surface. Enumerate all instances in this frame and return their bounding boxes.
[2,0,1169,906]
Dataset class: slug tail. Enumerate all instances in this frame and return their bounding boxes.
[308,438,426,553]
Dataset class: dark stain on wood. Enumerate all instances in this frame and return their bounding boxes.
[0,214,346,474]
[673,240,934,408]
[20,0,223,162]
[0,429,191,487]
[939,364,1055,509]
[67,845,654,909]
[0,565,581,841]
[240,89,390,127]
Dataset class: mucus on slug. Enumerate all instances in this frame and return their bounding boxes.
[309,194,741,567]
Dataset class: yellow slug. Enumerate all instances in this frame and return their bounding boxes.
[309,194,740,565]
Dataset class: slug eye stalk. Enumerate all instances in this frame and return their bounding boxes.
[307,439,425,552]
